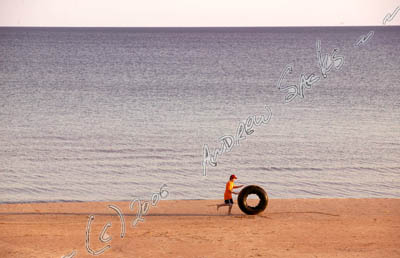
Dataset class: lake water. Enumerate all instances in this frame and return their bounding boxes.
[0,27,399,203]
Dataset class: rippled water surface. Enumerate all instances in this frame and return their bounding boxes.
[0,27,399,203]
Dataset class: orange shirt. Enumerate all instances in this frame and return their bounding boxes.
[224,181,234,200]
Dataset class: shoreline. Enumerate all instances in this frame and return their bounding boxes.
[2,196,398,205]
[1,198,399,257]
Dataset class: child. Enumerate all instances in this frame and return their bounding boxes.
[217,174,243,215]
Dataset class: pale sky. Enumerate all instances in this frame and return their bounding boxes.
[0,0,399,27]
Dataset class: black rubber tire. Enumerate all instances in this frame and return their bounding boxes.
[238,185,268,215]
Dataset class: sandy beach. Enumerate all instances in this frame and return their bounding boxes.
[0,198,399,258]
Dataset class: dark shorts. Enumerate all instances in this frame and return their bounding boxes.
[224,199,234,204]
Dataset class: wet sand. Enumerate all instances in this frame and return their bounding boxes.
[0,198,399,258]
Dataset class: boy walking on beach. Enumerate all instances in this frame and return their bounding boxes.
[217,174,243,215]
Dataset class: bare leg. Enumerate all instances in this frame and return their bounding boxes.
[217,203,229,211]
[228,204,233,215]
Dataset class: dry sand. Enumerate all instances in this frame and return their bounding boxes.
[0,198,399,258]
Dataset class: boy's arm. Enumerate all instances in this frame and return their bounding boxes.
[233,185,244,189]
[229,187,238,195]
[228,187,238,194]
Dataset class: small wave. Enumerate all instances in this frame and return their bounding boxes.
[252,166,324,172]
[0,199,86,205]
[84,148,137,153]
[18,135,86,141]
[83,147,185,154]
[251,166,399,173]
